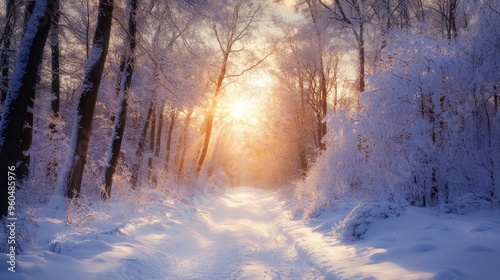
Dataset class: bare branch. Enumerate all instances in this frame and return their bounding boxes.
[226,49,276,79]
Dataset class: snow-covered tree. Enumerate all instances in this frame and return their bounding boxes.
[0,0,57,216]
[58,0,114,198]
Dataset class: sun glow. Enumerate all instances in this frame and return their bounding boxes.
[229,99,252,120]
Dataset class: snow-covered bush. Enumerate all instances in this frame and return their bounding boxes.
[439,193,499,215]
[299,4,500,212]
[335,202,404,240]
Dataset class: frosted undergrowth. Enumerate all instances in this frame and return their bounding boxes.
[334,202,405,240]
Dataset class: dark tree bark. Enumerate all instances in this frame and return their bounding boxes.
[155,106,163,157]
[148,107,156,182]
[1,0,18,105]
[131,102,153,189]
[46,0,60,188]
[176,108,193,178]
[196,50,229,175]
[61,0,114,198]
[102,0,137,199]
[149,107,156,151]
[49,3,60,131]
[0,0,57,217]
[197,97,219,175]
[115,57,126,96]
[164,110,177,171]
[16,0,37,181]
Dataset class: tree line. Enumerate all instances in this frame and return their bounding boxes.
[0,0,499,217]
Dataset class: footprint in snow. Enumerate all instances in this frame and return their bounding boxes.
[464,244,493,252]
[471,224,491,232]
[412,243,437,253]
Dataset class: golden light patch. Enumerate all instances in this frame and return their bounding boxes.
[229,99,252,120]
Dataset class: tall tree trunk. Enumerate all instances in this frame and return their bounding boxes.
[17,81,35,181]
[148,107,156,182]
[494,84,498,111]
[307,0,327,150]
[131,102,153,189]
[115,57,126,96]
[196,98,218,175]
[298,86,308,177]
[318,0,365,105]
[447,0,458,40]
[16,0,37,181]
[164,110,177,171]
[102,0,137,199]
[60,0,114,198]
[0,0,57,217]
[49,4,60,131]
[176,108,193,178]
[1,0,18,105]
[358,22,365,96]
[483,98,496,198]
[155,106,163,157]
[196,52,228,176]
[46,1,60,187]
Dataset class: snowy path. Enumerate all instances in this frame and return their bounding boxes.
[112,187,323,279]
[6,187,500,280]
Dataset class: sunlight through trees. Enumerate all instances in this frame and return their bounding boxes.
[0,0,498,209]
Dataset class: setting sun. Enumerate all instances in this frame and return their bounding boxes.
[229,99,252,120]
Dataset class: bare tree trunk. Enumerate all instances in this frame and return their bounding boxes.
[197,98,219,175]
[1,0,18,105]
[298,86,308,177]
[447,0,458,40]
[196,50,229,175]
[318,0,365,106]
[196,2,265,176]
[17,0,37,181]
[85,0,90,58]
[49,4,60,131]
[61,0,114,198]
[494,84,498,111]
[358,22,365,95]
[148,107,156,183]
[45,0,60,184]
[176,108,193,178]
[131,102,153,189]
[102,0,137,199]
[0,0,57,217]
[155,106,164,157]
[115,57,126,96]
[483,98,496,198]
[306,0,328,150]
[164,110,177,171]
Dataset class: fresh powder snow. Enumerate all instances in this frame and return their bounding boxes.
[1,186,499,279]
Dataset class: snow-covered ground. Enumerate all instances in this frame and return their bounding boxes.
[2,187,500,279]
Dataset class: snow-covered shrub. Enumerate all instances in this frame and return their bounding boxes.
[439,193,500,215]
[300,8,500,212]
[335,202,404,240]
[301,110,366,211]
